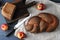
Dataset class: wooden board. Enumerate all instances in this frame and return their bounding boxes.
[6,2,29,23]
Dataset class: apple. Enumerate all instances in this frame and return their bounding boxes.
[1,24,8,31]
[37,3,46,10]
[17,32,25,39]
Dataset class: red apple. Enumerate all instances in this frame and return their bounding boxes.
[37,3,46,10]
[1,24,8,31]
[17,32,25,39]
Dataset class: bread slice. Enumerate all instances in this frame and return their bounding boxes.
[1,2,16,20]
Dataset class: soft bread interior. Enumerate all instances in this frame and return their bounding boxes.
[1,2,16,20]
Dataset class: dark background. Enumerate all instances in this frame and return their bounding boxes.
[0,0,60,40]
[50,0,60,3]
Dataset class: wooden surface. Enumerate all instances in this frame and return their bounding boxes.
[6,2,29,23]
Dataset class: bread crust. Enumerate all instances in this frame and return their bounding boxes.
[1,2,16,20]
[25,13,59,33]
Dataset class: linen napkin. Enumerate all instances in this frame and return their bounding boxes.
[14,0,60,40]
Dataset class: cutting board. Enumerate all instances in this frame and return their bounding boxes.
[5,1,29,23]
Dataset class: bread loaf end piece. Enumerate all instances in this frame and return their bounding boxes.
[1,2,16,20]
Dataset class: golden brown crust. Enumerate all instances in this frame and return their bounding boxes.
[39,20,48,32]
[30,23,39,33]
[38,13,53,23]
[28,16,40,24]
[1,2,16,20]
[46,14,59,32]
[25,13,59,33]
[25,24,33,31]
[25,16,40,33]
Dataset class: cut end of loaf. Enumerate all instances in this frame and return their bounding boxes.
[1,2,16,20]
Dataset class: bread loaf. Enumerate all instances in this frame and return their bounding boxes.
[25,13,59,33]
[1,2,16,20]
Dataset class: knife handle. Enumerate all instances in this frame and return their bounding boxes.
[26,1,37,8]
[18,1,37,9]
[6,29,15,37]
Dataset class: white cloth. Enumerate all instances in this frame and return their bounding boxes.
[14,0,60,40]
